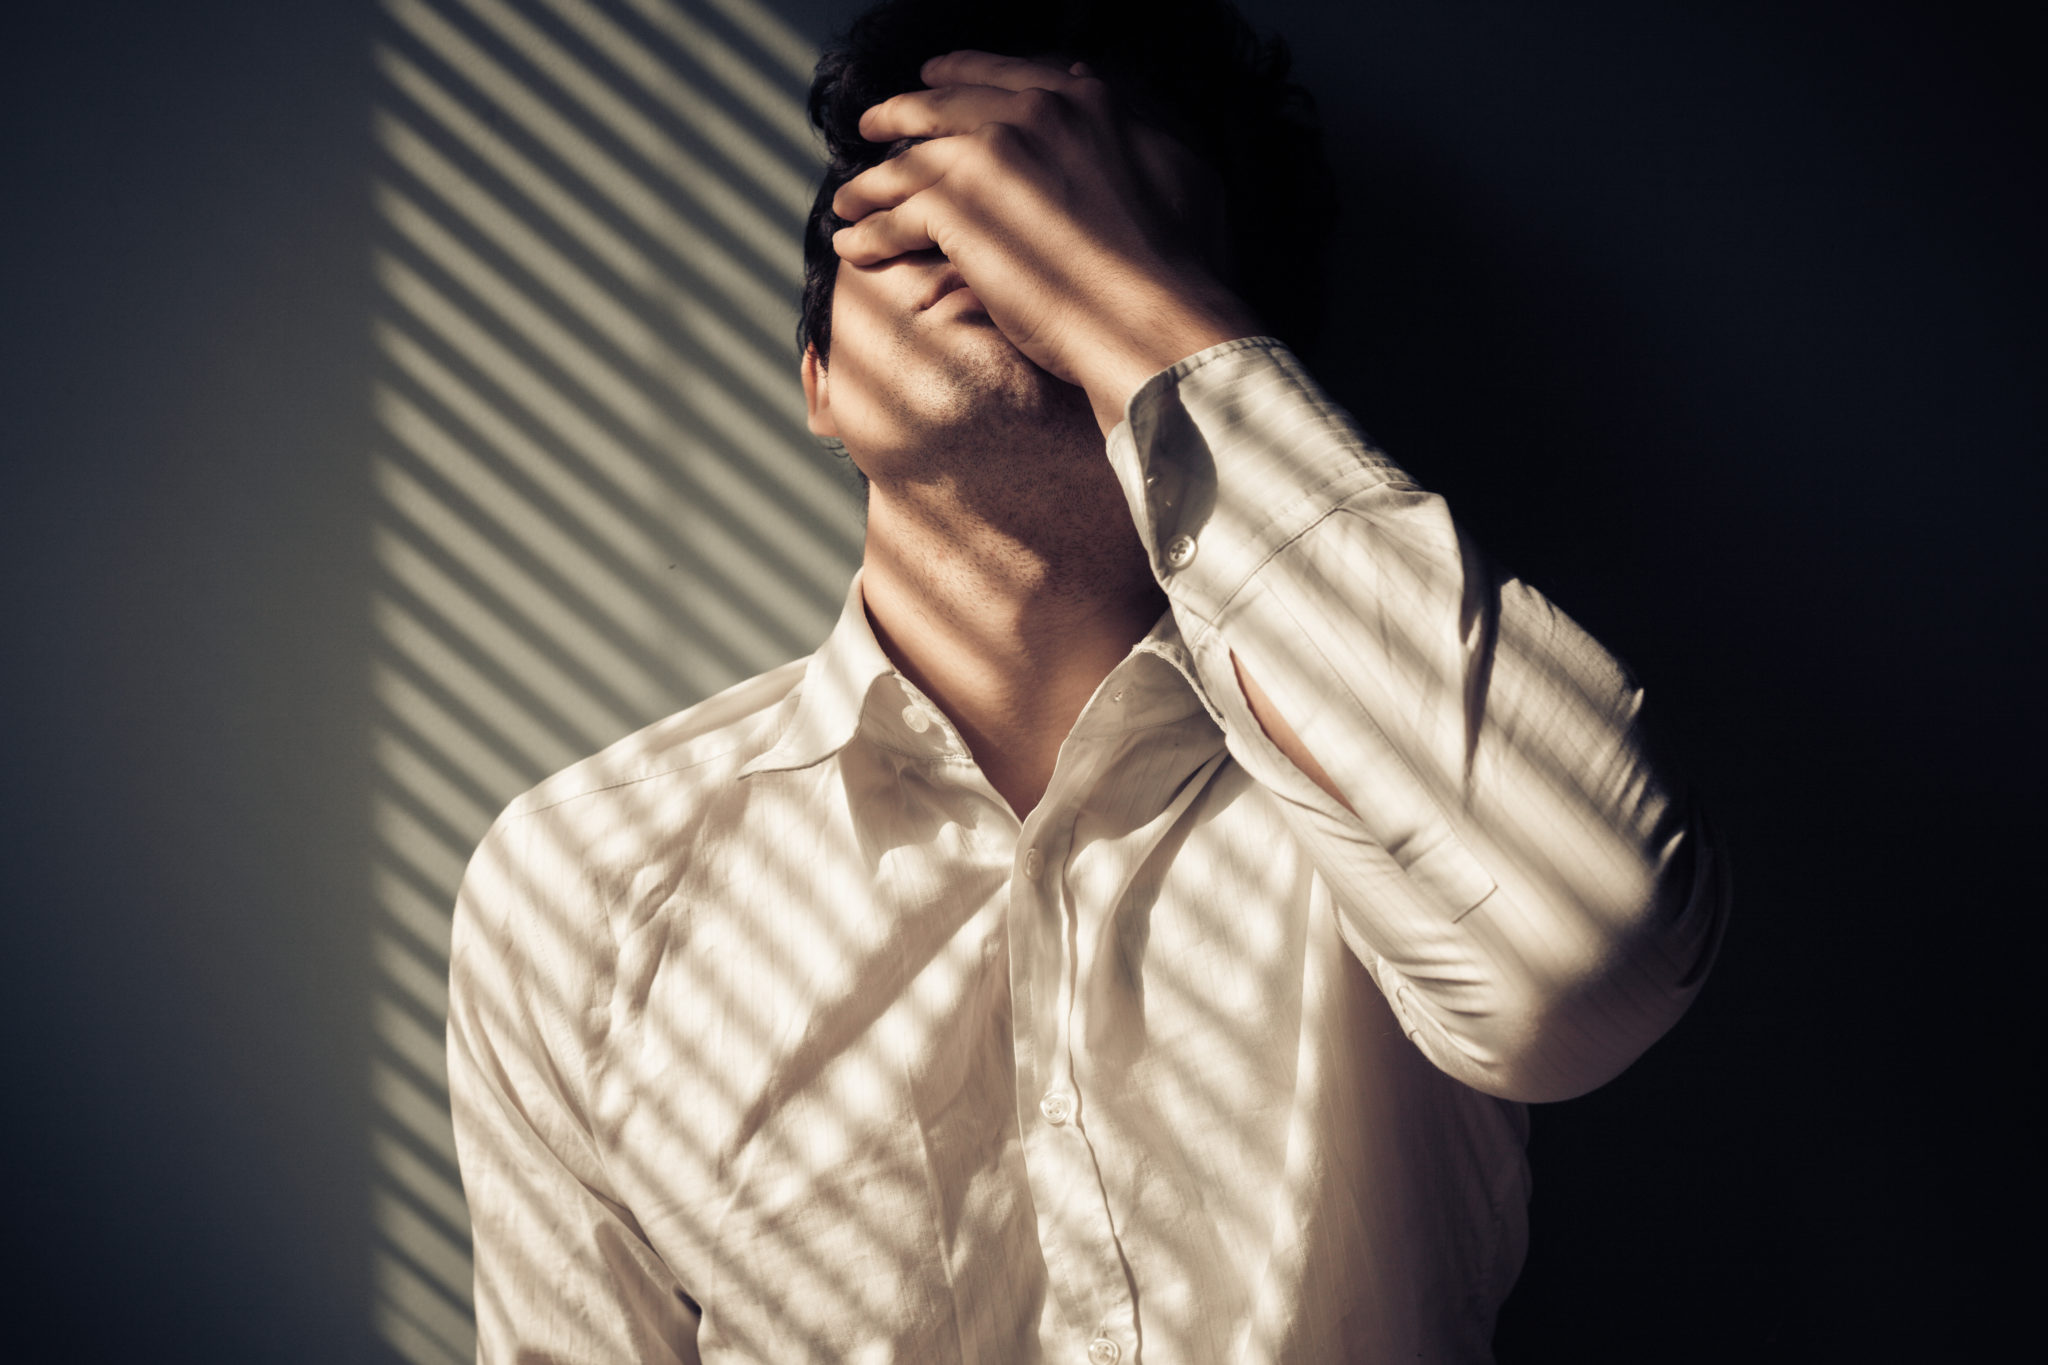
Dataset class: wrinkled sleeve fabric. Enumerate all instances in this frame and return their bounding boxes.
[448,806,703,1363]
[1107,337,1729,1102]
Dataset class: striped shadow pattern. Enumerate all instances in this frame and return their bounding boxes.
[363,2,854,1360]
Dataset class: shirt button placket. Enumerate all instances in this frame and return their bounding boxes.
[1011,804,1132,1362]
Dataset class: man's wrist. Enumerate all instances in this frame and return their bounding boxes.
[1081,275,1264,436]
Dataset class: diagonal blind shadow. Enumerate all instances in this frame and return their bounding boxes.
[364,5,1572,1360]
[363,2,857,1360]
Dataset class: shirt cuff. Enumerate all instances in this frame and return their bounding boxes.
[1104,337,1413,645]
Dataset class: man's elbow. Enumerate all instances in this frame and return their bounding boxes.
[1432,822,1729,1101]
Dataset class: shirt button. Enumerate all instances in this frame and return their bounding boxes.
[1038,1091,1072,1126]
[900,704,930,734]
[1164,533,1197,569]
[1022,847,1043,880]
[1110,687,1127,703]
[1087,1338,1121,1365]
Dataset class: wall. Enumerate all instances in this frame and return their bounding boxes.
[2,0,2037,1358]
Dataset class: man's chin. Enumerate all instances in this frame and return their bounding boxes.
[966,350,1090,423]
[937,319,1074,391]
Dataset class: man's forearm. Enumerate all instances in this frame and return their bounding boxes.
[1232,647,1354,815]
[1107,338,1728,1099]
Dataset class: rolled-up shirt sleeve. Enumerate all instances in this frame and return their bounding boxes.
[1107,337,1729,1103]
[449,807,703,1363]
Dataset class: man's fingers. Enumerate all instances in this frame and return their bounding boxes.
[858,84,1025,144]
[861,51,1113,143]
[832,139,957,222]
[919,49,1078,94]
[831,200,939,265]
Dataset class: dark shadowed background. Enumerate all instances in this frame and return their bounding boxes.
[3,0,2039,1360]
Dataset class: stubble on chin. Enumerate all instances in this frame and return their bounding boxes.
[865,327,1150,605]
[878,315,1100,485]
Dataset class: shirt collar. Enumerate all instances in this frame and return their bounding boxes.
[1131,612,1217,722]
[740,573,1221,778]
[1073,608,1224,739]
[739,571,898,777]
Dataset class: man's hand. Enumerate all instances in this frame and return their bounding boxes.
[831,51,1262,434]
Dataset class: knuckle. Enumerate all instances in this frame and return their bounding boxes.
[967,125,1028,173]
[1014,86,1059,122]
[967,121,1006,158]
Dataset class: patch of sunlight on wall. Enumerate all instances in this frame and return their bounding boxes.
[363,2,854,1358]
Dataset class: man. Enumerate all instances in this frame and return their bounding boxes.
[447,1,1728,1360]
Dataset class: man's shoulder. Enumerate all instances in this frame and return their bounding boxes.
[503,655,810,824]
[464,656,812,905]
[450,657,817,1021]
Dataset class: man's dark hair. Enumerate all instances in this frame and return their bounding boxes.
[799,0,1338,367]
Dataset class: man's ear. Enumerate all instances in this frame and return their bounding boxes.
[801,345,838,439]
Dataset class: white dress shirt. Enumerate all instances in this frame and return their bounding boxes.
[448,338,1728,1363]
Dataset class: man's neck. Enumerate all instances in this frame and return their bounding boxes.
[860,481,1164,818]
